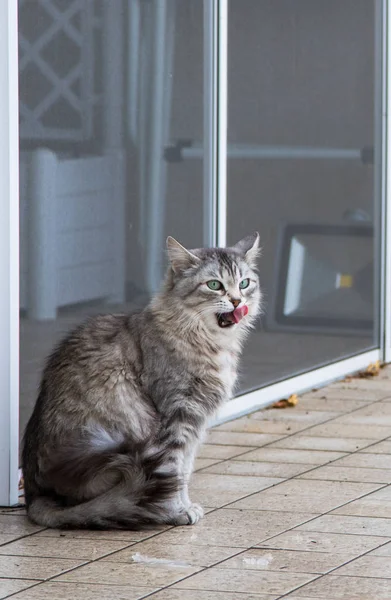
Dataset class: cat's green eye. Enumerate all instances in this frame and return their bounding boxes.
[207,280,223,291]
[239,278,250,289]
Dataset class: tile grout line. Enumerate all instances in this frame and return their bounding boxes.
[2,387,384,551]
[193,393,391,518]
[3,382,391,598]
[137,483,391,599]
[0,529,48,548]
[140,481,391,600]
[0,526,178,599]
[135,391,391,598]
[197,388,391,469]
[273,533,391,600]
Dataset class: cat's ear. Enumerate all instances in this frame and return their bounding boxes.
[166,236,200,273]
[232,232,261,267]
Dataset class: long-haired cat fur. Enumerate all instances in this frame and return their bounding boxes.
[22,233,261,529]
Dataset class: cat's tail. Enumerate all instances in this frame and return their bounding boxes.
[26,435,181,529]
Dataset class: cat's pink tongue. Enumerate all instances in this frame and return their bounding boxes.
[232,305,248,323]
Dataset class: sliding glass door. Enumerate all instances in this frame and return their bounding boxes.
[1,0,389,505]
[226,0,383,395]
[18,0,217,445]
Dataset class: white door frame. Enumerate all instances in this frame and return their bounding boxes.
[385,0,391,362]
[0,0,19,507]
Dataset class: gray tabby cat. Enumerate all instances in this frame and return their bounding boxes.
[22,233,261,529]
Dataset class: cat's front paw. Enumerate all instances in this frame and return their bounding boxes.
[185,503,204,525]
[171,503,204,526]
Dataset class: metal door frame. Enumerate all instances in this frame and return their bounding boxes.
[0,0,19,506]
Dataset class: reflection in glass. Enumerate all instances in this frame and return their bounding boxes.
[227,0,380,393]
[19,1,206,439]
[271,225,373,332]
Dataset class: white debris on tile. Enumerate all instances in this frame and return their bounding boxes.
[242,554,274,567]
[131,552,191,568]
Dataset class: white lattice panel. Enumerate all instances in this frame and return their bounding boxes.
[19,0,95,141]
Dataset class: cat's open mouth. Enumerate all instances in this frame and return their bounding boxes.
[217,305,249,328]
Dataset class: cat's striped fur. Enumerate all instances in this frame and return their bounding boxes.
[22,234,261,529]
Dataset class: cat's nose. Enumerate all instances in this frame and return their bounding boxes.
[230,298,241,308]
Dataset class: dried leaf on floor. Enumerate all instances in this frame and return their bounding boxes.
[271,394,298,409]
[343,360,383,382]
[358,360,383,378]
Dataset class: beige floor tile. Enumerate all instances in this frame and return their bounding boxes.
[152,590,276,600]
[252,409,339,426]
[206,431,284,447]
[233,447,347,465]
[0,579,37,600]
[214,417,304,435]
[332,487,391,518]
[298,465,391,483]
[375,367,391,380]
[0,515,43,538]
[194,458,221,471]
[0,555,86,580]
[361,440,391,454]
[331,452,391,469]
[56,561,200,587]
[174,567,317,596]
[257,529,387,555]
[34,528,166,543]
[230,492,321,514]
[293,396,371,412]
[148,509,315,548]
[271,435,373,452]
[330,379,391,392]
[102,541,243,568]
[290,574,391,598]
[0,506,26,516]
[197,444,255,460]
[0,536,131,560]
[0,533,28,545]
[230,479,380,514]
[309,386,388,401]
[297,514,391,536]
[189,473,282,507]
[335,402,391,426]
[299,422,390,440]
[283,597,326,600]
[8,582,156,600]
[218,548,351,574]
[203,459,314,479]
[334,555,391,578]
[370,541,391,556]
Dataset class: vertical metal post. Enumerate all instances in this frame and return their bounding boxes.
[385,0,391,362]
[374,0,386,354]
[102,0,125,303]
[216,0,228,247]
[145,0,167,293]
[203,0,218,247]
[384,0,391,362]
[0,0,19,506]
[128,0,140,145]
[102,0,124,151]
[27,149,57,319]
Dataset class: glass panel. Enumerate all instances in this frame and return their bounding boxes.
[227,0,381,393]
[19,1,209,440]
